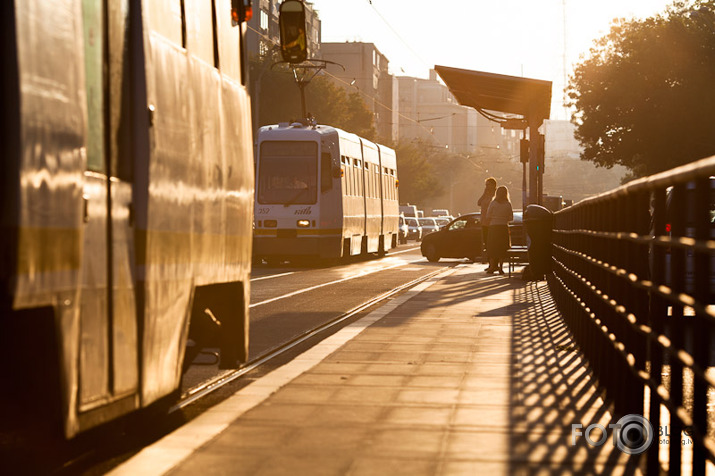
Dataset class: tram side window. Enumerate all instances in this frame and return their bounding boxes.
[83,0,105,174]
[364,162,370,198]
[353,159,359,196]
[389,171,394,200]
[342,158,347,195]
[344,158,352,196]
[350,164,355,196]
[374,165,379,198]
[385,170,390,200]
[148,0,183,45]
[375,166,381,199]
[184,0,215,66]
[217,0,240,80]
[366,166,370,198]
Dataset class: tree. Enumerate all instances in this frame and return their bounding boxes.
[251,57,376,140]
[395,140,445,206]
[567,0,715,178]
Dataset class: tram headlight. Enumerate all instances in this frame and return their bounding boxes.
[297,219,310,227]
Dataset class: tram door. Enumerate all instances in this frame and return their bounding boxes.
[78,0,138,413]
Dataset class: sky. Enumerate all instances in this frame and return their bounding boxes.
[310,0,677,120]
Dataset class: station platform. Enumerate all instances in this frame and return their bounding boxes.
[111,265,643,475]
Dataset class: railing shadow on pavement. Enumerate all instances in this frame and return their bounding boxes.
[507,281,643,474]
[372,267,644,472]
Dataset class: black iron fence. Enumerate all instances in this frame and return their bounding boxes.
[548,156,715,474]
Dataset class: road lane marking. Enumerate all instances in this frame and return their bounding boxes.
[388,246,420,255]
[249,260,409,308]
[249,247,418,282]
[250,271,295,282]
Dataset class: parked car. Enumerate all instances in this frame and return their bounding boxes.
[509,210,527,246]
[405,217,423,241]
[398,214,409,244]
[419,217,440,236]
[420,213,483,262]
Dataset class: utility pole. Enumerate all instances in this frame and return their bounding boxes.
[528,114,541,205]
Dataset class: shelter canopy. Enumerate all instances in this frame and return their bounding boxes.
[434,65,552,124]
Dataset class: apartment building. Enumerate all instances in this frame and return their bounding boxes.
[321,42,394,142]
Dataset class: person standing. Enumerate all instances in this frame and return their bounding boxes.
[477,177,497,263]
[485,185,513,274]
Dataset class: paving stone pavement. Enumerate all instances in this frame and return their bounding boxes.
[148,266,647,475]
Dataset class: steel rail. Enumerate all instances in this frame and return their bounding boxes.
[171,266,450,412]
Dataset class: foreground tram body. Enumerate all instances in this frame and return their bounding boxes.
[254,124,400,261]
[0,0,254,438]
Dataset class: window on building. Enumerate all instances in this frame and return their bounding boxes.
[260,10,269,30]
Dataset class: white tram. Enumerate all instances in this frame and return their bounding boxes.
[253,123,400,262]
[1,0,255,440]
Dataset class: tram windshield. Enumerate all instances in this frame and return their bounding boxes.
[258,141,318,204]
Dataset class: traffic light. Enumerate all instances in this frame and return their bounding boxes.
[520,139,529,163]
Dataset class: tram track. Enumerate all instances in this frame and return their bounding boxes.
[51,249,453,474]
[173,264,447,412]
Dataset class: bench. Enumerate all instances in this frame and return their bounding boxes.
[507,246,529,277]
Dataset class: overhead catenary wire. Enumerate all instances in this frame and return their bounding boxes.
[363,0,433,72]
[247,24,446,143]
[247,21,518,148]
[361,1,521,126]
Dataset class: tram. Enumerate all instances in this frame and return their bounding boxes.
[253,123,400,262]
[0,0,257,439]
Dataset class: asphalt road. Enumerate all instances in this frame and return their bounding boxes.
[180,243,468,393]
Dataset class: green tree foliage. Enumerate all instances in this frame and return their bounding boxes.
[395,140,445,206]
[252,58,376,140]
[567,0,715,178]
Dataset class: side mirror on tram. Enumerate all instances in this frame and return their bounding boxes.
[279,0,308,64]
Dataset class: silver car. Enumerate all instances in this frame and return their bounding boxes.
[405,217,423,241]
[419,218,440,237]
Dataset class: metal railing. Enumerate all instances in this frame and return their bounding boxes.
[548,156,715,474]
